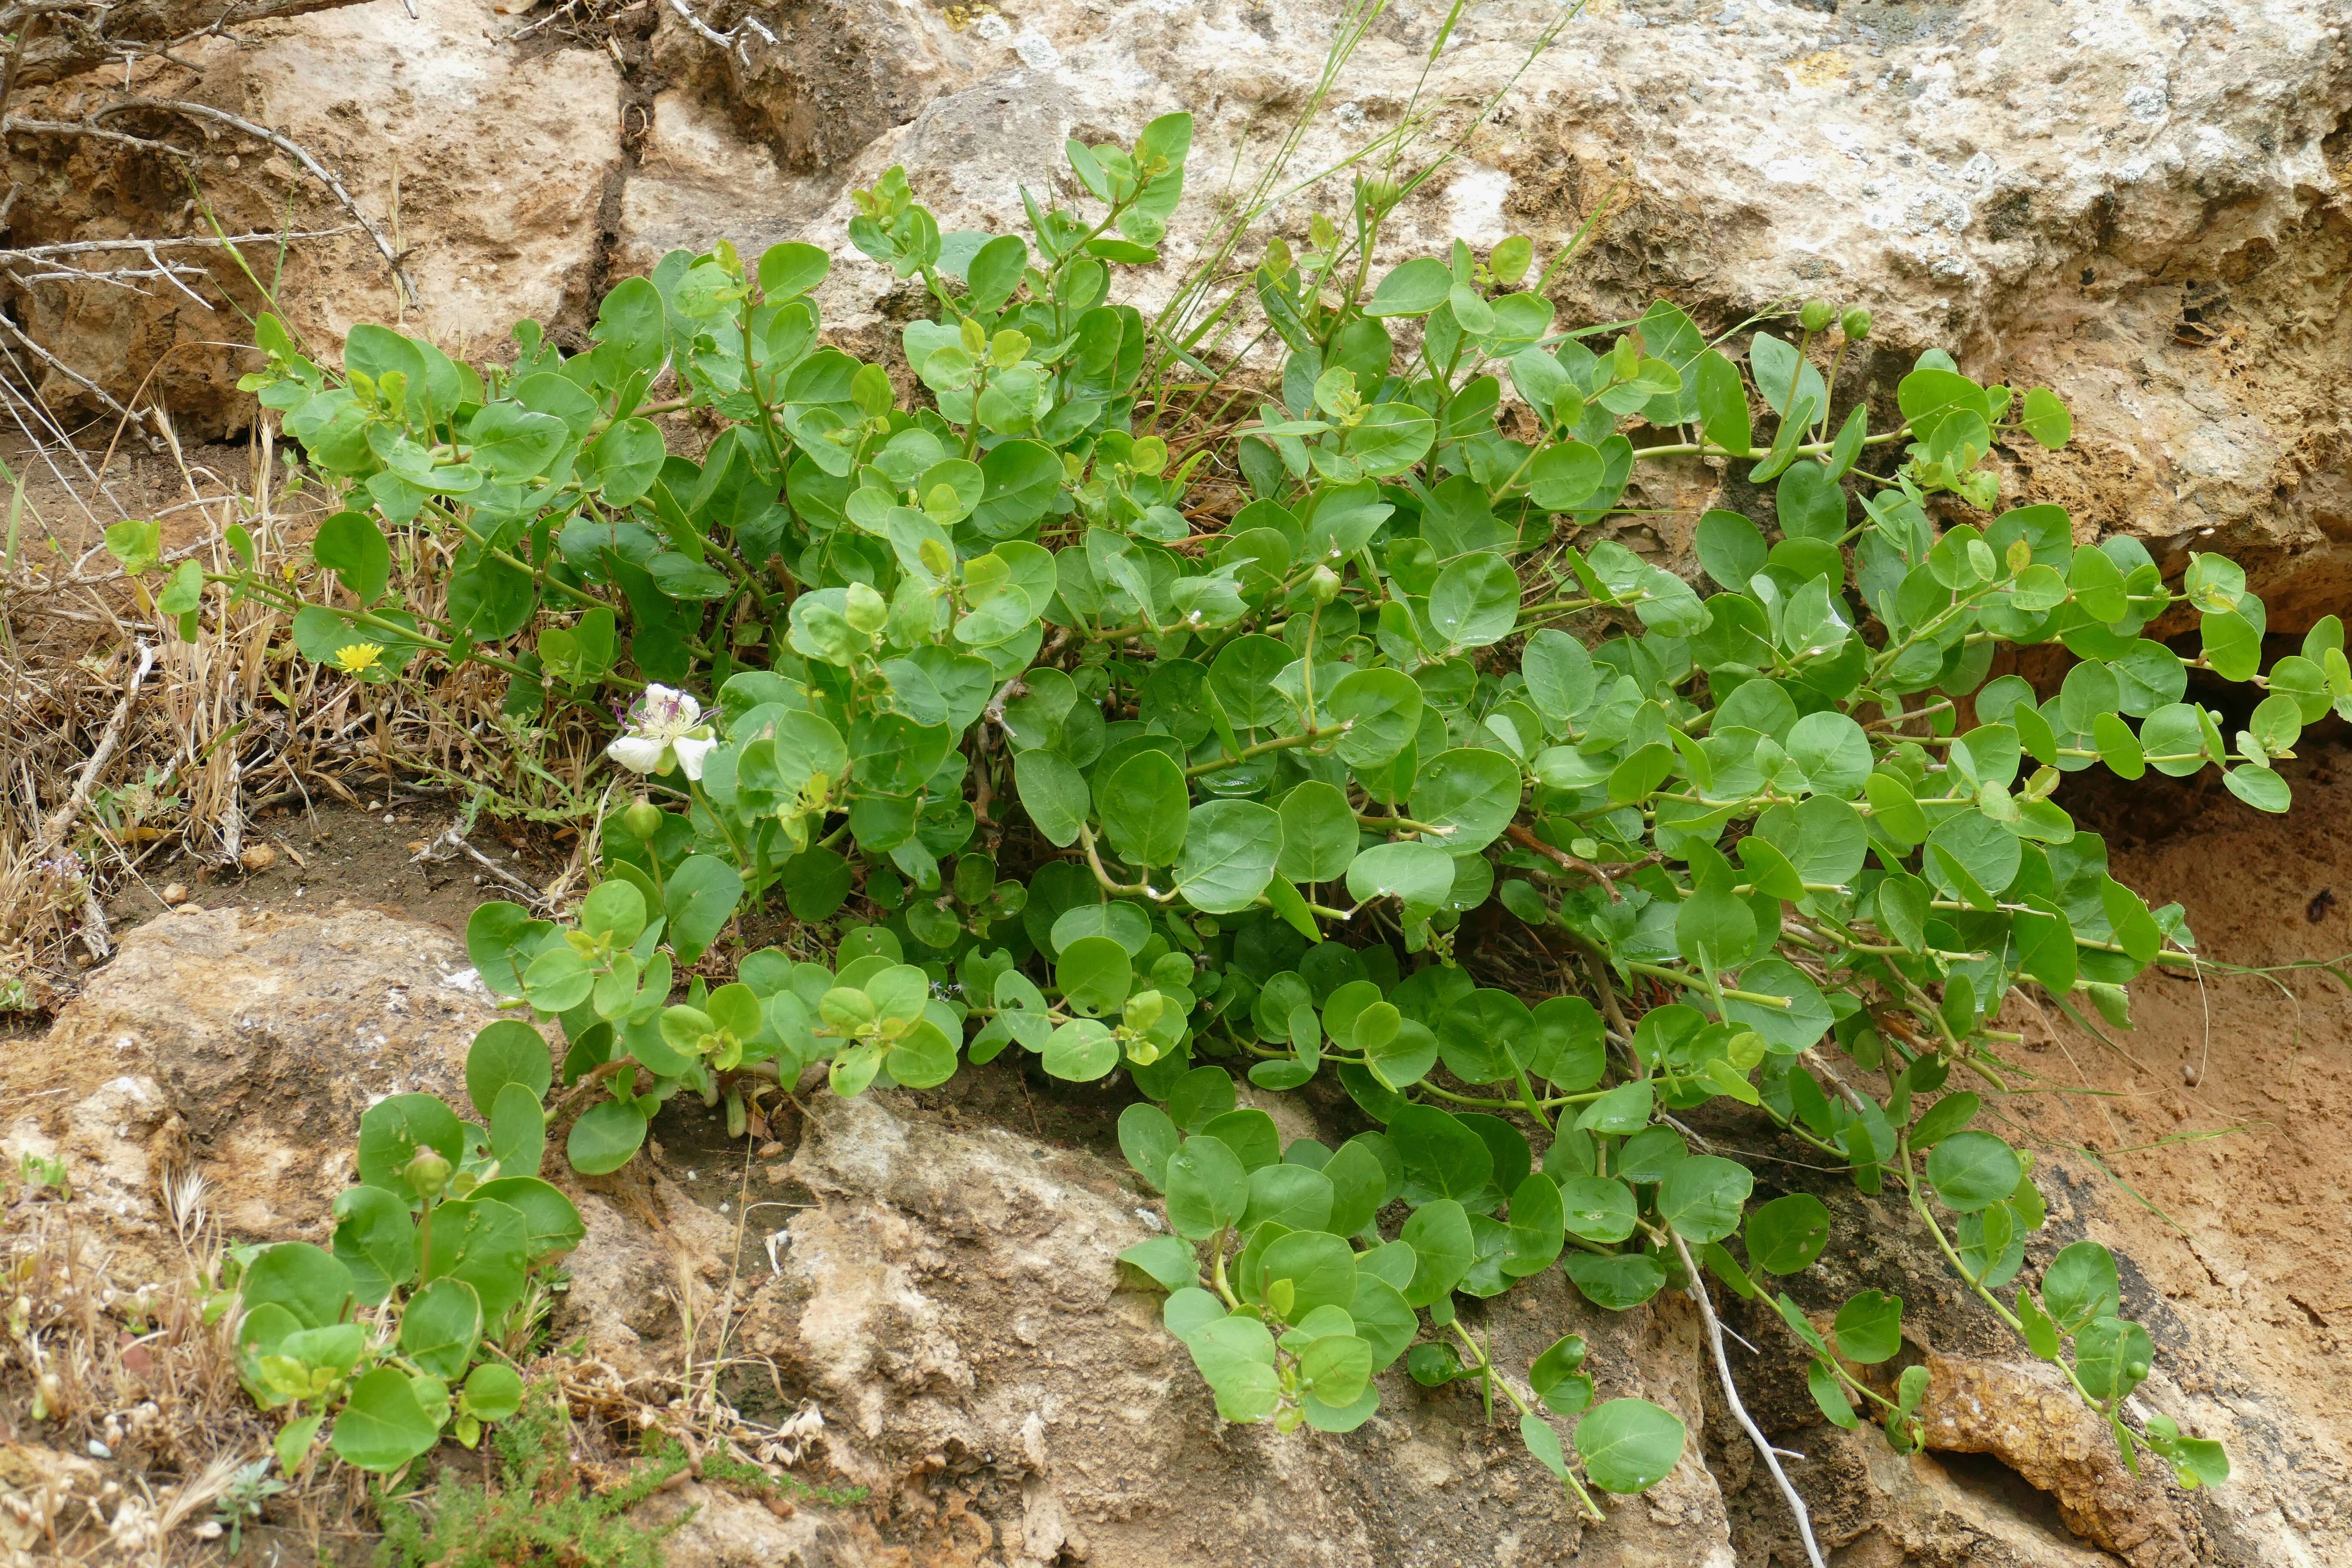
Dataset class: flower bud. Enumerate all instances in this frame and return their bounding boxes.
[404,1147,453,1199]
[1308,565,1341,605]
[1799,299,1834,333]
[844,582,888,635]
[1841,307,1872,340]
[621,800,662,841]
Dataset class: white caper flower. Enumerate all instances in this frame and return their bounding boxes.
[606,684,717,781]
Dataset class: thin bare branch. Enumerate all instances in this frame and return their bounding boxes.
[1666,1229,1828,1568]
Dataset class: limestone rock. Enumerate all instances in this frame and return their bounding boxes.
[4,0,622,436]
[729,1088,1735,1568]
[0,902,506,1269]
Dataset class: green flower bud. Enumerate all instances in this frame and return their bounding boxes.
[621,800,662,841]
[404,1147,453,1199]
[1841,307,1873,340]
[1799,299,1834,333]
[1123,989,1166,1034]
[1308,564,1341,605]
[843,582,888,636]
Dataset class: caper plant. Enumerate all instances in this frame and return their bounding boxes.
[221,1024,583,1476]
[123,104,2334,1504]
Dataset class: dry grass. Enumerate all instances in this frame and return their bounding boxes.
[0,401,616,1015]
[0,1170,360,1566]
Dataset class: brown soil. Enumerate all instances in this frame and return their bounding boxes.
[99,797,576,945]
[2024,733,2352,1453]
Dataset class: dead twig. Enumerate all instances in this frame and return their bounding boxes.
[411,822,555,910]
[1667,1228,1827,1568]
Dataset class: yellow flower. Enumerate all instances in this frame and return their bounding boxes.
[333,642,384,674]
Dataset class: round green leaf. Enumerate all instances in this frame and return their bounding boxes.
[1741,1193,1829,1275]
[1326,668,1423,768]
[1174,799,1282,914]
[1832,1288,1904,1364]
[1388,1105,1494,1206]
[331,1368,443,1473]
[1165,1135,1250,1240]
[1276,782,1359,884]
[566,1098,648,1176]
[1409,748,1522,853]
[1044,1018,1119,1081]
[1427,551,1520,650]
[1925,1130,2022,1213]
[465,1021,553,1122]
[1574,1398,1687,1494]
[1258,1230,1358,1321]
[1056,935,1132,1016]
[1558,1176,1638,1243]
[1344,839,1456,913]
[1564,1250,1664,1310]
[1101,751,1190,869]
[398,1277,484,1381]
[1656,1155,1754,1243]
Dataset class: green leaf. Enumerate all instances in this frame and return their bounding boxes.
[1426,552,1521,649]
[1833,1288,1904,1364]
[1563,1250,1665,1310]
[357,1094,463,1199]
[1174,799,1282,913]
[1344,840,1455,915]
[1366,257,1453,317]
[662,855,743,966]
[1743,1193,1831,1274]
[312,510,392,604]
[1327,668,1423,768]
[2020,386,2072,448]
[1119,1102,1182,1190]
[469,1176,585,1261]
[1164,1135,1249,1240]
[1656,1155,1753,1243]
[1043,1017,1118,1080]
[398,1277,484,1380]
[567,1099,648,1176]
[332,1185,416,1304]
[588,416,666,506]
[1575,1079,1654,1135]
[1574,1398,1687,1493]
[1118,1235,1197,1292]
[2074,1315,2154,1401]
[1056,935,1132,1017]
[1807,1359,1859,1429]
[331,1368,444,1473]
[1258,1230,1358,1321]
[1399,1199,1474,1307]
[1409,748,1522,853]
[1276,781,1358,884]
[1695,352,1752,456]
[1015,750,1089,848]
[1558,1176,1637,1243]
[1908,1091,1981,1149]
[1925,1130,2022,1213]
[462,1363,524,1423]
[1186,1314,1281,1423]
[418,1197,531,1324]
[242,1241,356,1330]
[758,241,831,299]
[465,1021,553,1122]
[1388,1105,1494,1206]
[2041,1240,2120,1332]
[1101,751,1190,868]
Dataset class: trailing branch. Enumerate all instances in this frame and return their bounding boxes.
[3,0,377,93]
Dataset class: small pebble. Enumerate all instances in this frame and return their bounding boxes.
[161,883,187,905]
